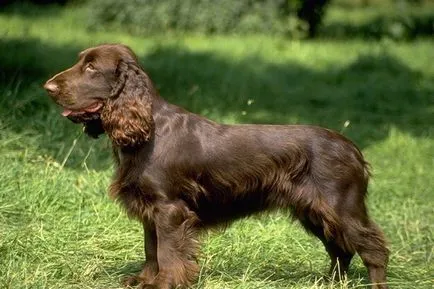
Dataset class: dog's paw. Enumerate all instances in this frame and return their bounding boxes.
[122,275,141,288]
[137,283,158,289]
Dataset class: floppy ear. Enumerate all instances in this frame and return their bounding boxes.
[101,60,154,147]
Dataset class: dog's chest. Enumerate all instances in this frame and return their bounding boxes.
[109,150,159,221]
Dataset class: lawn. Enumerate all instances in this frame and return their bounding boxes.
[0,4,433,289]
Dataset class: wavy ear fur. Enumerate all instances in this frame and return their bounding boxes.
[101,61,154,147]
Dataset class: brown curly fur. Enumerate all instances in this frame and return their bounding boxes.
[102,61,154,147]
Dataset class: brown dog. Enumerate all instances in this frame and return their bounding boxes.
[44,44,389,289]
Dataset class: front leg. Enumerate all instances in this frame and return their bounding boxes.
[124,222,159,287]
[139,201,201,289]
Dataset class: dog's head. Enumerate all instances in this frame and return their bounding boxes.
[44,44,154,146]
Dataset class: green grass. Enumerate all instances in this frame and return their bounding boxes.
[0,4,433,289]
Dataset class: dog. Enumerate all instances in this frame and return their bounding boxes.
[44,44,389,289]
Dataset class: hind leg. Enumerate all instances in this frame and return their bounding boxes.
[338,187,389,288]
[300,219,354,279]
[325,241,353,279]
[346,219,389,289]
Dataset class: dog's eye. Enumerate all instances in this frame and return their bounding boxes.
[85,63,96,73]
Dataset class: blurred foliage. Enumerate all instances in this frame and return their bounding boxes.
[1,0,433,39]
[84,0,433,39]
[86,0,315,38]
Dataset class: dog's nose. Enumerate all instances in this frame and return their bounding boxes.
[44,82,58,95]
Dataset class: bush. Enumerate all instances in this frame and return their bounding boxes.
[86,0,432,39]
[87,0,311,37]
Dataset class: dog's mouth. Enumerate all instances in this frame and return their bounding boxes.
[61,102,103,117]
[64,102,104,126]
[62,102,105,138]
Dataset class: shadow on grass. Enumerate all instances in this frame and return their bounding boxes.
[0,38,432,171]
[101,260,144,282]
[143,46,432,145]
[101,252,369,288]
[321,13,434,40]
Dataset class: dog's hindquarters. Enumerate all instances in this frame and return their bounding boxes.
[276,130,389,288]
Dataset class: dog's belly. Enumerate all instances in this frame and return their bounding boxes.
[186,188,274,227]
